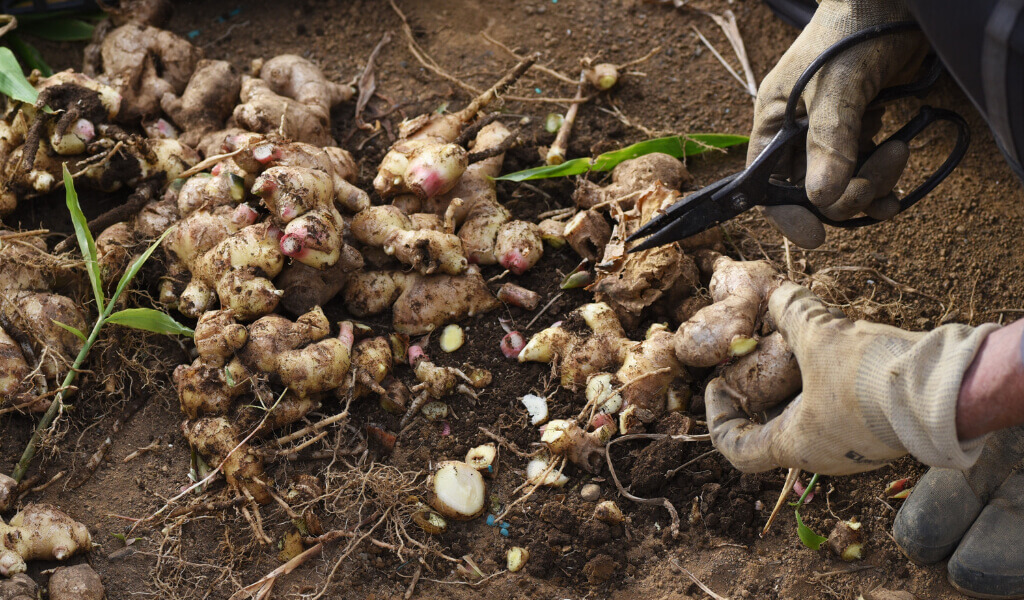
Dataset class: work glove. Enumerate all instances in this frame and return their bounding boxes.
[706,282,999,475]
[749,0,930,248]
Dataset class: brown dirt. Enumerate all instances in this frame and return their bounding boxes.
[4,0,1023,599]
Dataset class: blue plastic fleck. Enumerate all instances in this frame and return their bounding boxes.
[487,464,493,472]
[229,7,242,16]
[486,515,496,527]
[501,522,510,528]
[535,87,542,94]
[187,30,200,39]
[499,528,510,537]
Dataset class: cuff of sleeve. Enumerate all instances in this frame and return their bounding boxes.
[893,323,1001,469]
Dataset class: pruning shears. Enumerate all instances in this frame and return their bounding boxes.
[627,22,970,253]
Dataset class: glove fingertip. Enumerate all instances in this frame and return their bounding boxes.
[762,204,825,249]
[768,283,835,347]
[705,378,786,473]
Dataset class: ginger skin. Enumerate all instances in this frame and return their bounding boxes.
[344,266,500,335]
[0,504,91,576]
[673,255,780,367]
[350,205,467,275]
[232,55,354,146]
[160,59,241,149]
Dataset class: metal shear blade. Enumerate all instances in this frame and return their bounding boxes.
[624,21,970,254]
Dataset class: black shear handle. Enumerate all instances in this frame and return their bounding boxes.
[777,105,970,228]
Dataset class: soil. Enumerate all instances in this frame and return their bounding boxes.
[4,0,1023,599]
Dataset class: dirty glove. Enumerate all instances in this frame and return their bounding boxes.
[706,282,999,475]
[749,0,929,248]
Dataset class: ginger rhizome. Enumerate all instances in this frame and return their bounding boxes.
[175,308,354,502]
[0,71,198,216]
[0,504,91,576]
[344,266,500,335]
[163,136,365,320]
[673,254,802,416]
[0,232,86,410]
[520,303,689,432]
[233,55,355,147]
[398,346,491,428]
[373,58,544,274]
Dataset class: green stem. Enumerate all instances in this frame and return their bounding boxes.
[11,315,105,483]
[793,472,820,509]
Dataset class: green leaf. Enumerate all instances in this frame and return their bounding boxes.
[63,165,104,313]
[19,18,95,42]
[795,508,827,550]
[51,319,86,342]
[16,10,106,23]
[5,34,52,77]
[0,46,40,105]
[106,308,194,337]
[108,225,176,310]
[496,133,749,182]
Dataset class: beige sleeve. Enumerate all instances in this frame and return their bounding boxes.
[858,323,1000,469]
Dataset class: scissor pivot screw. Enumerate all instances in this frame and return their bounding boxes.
[731,193,749,210]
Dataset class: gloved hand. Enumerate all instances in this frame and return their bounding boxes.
[706,282,998,475]
[750,0,930,248]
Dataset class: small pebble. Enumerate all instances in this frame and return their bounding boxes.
[581,483,601,502]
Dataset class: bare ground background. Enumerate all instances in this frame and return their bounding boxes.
[4,0,1022,598]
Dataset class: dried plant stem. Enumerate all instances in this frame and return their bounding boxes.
[275,411,348,446]
[389,0,584,105]
[671,559,729,600]
[693,26,753,98]
[525,291,564,330]
[762,467,800,535]
[480,31,577,84]
[546,71,586,165]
